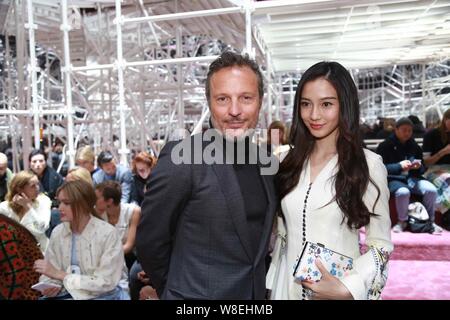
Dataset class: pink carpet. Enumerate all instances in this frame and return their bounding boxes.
[381,260,450,300]
[360,230,450,261]
[360,229,450,299]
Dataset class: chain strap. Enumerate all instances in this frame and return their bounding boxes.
[301,182,313,300]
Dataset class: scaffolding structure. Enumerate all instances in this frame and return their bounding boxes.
[0,0,449,172]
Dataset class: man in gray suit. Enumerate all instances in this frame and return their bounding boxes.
[136,51,278,300]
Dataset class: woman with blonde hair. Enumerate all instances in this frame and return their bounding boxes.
[66,166,93,186]
[0,171,52,252]
[34,180,129,300]
[75,146,99,176]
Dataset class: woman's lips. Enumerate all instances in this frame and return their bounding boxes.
[309,123,324,130]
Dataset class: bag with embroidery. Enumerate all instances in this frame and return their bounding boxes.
[293,242,353,282]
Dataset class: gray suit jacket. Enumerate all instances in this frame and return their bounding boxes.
[136,134,278,300]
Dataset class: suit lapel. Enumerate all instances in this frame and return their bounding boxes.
[212,164,253,262]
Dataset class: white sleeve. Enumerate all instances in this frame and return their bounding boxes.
[39,227,64,287]
[21,196,52,235]
[340,154,393,300]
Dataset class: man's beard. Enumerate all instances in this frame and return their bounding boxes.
[211,117,256,142]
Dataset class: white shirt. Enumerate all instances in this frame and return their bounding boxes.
[39,216,126,300]
[267,149,393,300]
[100,203,136,244]
[0,194,51,253]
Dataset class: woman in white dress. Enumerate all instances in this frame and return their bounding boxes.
[0,171,51,253]
[267,61,393,300]
[33,180,128,300]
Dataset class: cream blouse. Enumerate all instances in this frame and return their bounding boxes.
[0,194,51,253]
[267,149,393,300]
[39,216,125,300]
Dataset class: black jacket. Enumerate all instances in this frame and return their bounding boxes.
[130,174,150,206]
[136,134,278,300]
[376,133,425,183]
[39,166,64,207]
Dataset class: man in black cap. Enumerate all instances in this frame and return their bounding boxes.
[376,117,442,233]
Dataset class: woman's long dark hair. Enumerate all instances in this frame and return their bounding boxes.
[439,108,450,145]
[276,61,380,229]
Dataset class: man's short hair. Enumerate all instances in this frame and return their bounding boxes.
[395,117,414,128]
[97,151,114,167]
[95,180,121,206]
[205,51,264,106]
[29,149,47,162]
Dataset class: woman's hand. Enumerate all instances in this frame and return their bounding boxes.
[13,193,32,210]
[41,286,61,297]
[301,259,354,300]
[34,259,67,281]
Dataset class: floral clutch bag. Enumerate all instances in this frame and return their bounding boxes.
[293,242,353,282]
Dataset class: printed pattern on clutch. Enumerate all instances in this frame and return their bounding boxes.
[293,242,353,282]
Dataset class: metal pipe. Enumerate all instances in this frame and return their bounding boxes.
[122,6,242,24]
[61,0,75,168]
[26,0,40,149]
[244,0,253,56]
[115,0,129,166]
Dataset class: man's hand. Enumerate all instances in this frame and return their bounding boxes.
[137,270,150,284]
[399,160,413,171]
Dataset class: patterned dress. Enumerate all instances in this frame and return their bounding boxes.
[0,215,43,300]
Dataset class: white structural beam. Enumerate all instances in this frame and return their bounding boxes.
[26,0,41,149]
[61,0,75,168]
[122,6,243,24]
[115,0,129,166]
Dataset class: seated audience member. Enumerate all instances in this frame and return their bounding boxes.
[34,180,129,300]
[376,119,395,139]
[0,152,14,202]
[66,167,94,186]
[0,214,43,300]
[51,139,68,177]
[422,108,450,216]
[376,117,442,233]
[95,181,140,270]
[130,152,156,206]
[267,120,289,159]
[75,146,99,177]
[29,149,64,208]
[44,166,95,239]
[408,115,426,138]
[92,151,133,203]
[0,171,52,252]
